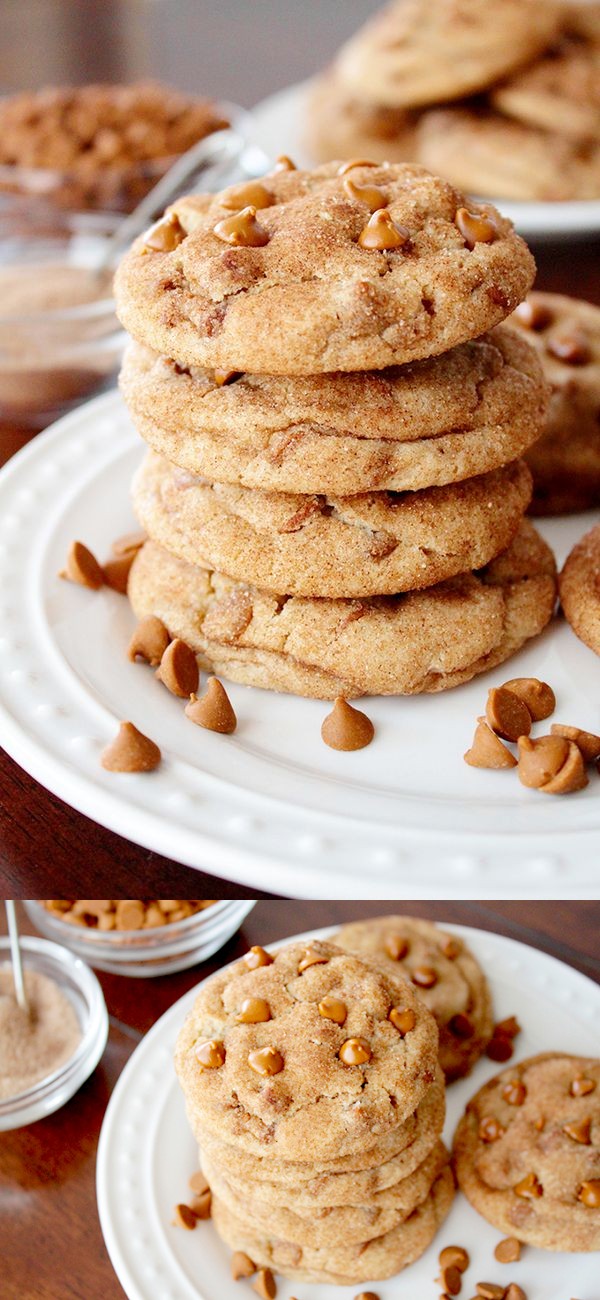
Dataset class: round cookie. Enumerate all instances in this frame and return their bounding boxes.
[196,1066,446,1205]
[559,522,600,656]
[114,161,535,375]
[132,452,532,599]
[120,326,548,495]
[306,71,417,164]
[510,292,600,515]
[333,0,563,109]
[416,107,600,201]
[174,939,439,1163]
[335,916,494,1082]
[203,1140,449,1248]
[563,2,600,44]
[492,38,600,142]
[211,1165,455,1284]
[128,520,557,700]
[454,1052,600,1251]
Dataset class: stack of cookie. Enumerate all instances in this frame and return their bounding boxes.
[115,160,557,700]
[175,938,455,1283]
[307,0,600,202]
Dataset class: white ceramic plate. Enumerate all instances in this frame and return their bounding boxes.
[0,391,599,898]
[250,81,600,244]
[96,921,600,1300]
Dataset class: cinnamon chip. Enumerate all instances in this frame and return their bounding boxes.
[195,1039,226,1070]
[253,1269,276,1300]
[550,724,600,763]
[298,947,329,972]
[102,552,136,594]
[60,539,104,590]
[358,208,410,250]
[385,934,409,960]
[156,637,199,697]
[213,206,270,247]
[505,1286,527,1300]
[578,1179,600,1207]
[464,717,517,769]
[128,615,171,666]
[486,687,532,742]
[272,154,296,171]
[343,178,388,210]
[563,1118,591,1145]
[502,677,555,722]
[244,945,273,970]
[475,1284,505,1300]
[235,998,271,1024]
[231,1251,256,1280]
[173,1203,197,1230]
[248,1047,284,1077]
[190,1189,211,1219]
[502,1080,527,1106]
[439,1246,470,1274]
[144,213,186,252]
[514,299,553,331]
[412,965,437,988]
[494,1238,521,1264]
[546,331,591,366]
[185,678,237,734]
[514,1172,542,1199]
[479,1116,505,1142]
[318,996,347,1024]
[486,1035,515,1062]
[100,721,161,773]
[455,207,497,249]
[338,1037,371,1065]
[321,697,374,751]
[389,1007,416,1035]
[221,181,274,210]
[337,159,378,174]
[518,735,588,794]
[111,529,146,559]
[189,1171,210,1195]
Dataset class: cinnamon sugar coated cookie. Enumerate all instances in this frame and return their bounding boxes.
[114,162,535,375]
[559,522,600,656]
[334,916,493,1081]
[510,293,600,515]
[305,73,418,165]
[120,326,547,495]
[454,1053,600,1250]
[131,452,532,599]
[128,521,557,700]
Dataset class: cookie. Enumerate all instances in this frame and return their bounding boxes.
[210,1165,455,1283]
[454,1052,600,1250]
[333,0,563,109]
[306,71,418,164]
[559,522,600,656]
[416,107,600,201]
[492,38,600,142]
[174,939,439,1163]
[196,1065,446,1205]
[203,1140,449,1248]
[121,327,546,496]
[511,292,600,515]
[132,452,532,599]
[128,520,557,700]
[334,916,493,1081]
[562,2,600,45]
[114,161,535,375]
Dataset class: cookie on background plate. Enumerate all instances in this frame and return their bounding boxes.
[559,522,600,656]
[454,1052,600,1250]
[333,0,563,109]
[334,915,494,1081]
[492,38,600,143]
[306,71,417,164]
[416,107,600,202]
[511,292,600,515]
[129,521,557,700]
[132,452,532,599]
[120,326,547,495]
[115,161,535,375]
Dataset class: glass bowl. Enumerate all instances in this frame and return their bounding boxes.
[0,934,108,1131]
[0,207,125,435]
[25,900,256,977]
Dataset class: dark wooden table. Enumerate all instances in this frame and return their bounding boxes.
[1,238,600,895]
[2,899,599,1300]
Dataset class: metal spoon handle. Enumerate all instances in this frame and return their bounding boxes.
[6,901,29,1016]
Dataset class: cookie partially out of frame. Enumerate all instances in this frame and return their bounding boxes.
[115,161,535,375]
[559,522,600,656]
[454,1052,600,1251]
[128,520,557,700]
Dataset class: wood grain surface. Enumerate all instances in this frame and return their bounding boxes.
[1,899,599,1299]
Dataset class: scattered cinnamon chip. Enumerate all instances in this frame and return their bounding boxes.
[518,735,588,794]
[111,529,146,559]
[321,697,374,751]
[231,1251,256,1280]
[156,637,199,697]
[189,1171,210,1195]
[494,1238,521,1264]
[495,1016,521,1040]
[128,615,171,667]
[486,686,532,742]
[439,1246,470,1274]
[102,552,136,594]
[59,539,104,590]
[505,1286,527,1300]
[502,677,555,722]
[190,1188,211,1219]
[550,724,600,763]
[185,677,237,734]
[252,1267,277,1299]
[464,717,517,769]
[475,1284,505,1300]
[100,721,161,773]
[173,1203,197,1230]
[486,1035,515,1062]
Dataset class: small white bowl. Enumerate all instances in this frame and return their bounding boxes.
[25,900,256,977]
[0,934,108,1131]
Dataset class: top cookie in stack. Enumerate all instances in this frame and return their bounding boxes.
[116,160,557,700]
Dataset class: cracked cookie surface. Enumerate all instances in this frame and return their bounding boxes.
[128,520,557,699]
[132,452,532,598]
[115,161,534,374]
[120,325,547,494]
[454,1052,600,1250]
[334,916,494,1081]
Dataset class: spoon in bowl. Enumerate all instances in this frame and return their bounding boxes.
[6,900,30,1017]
